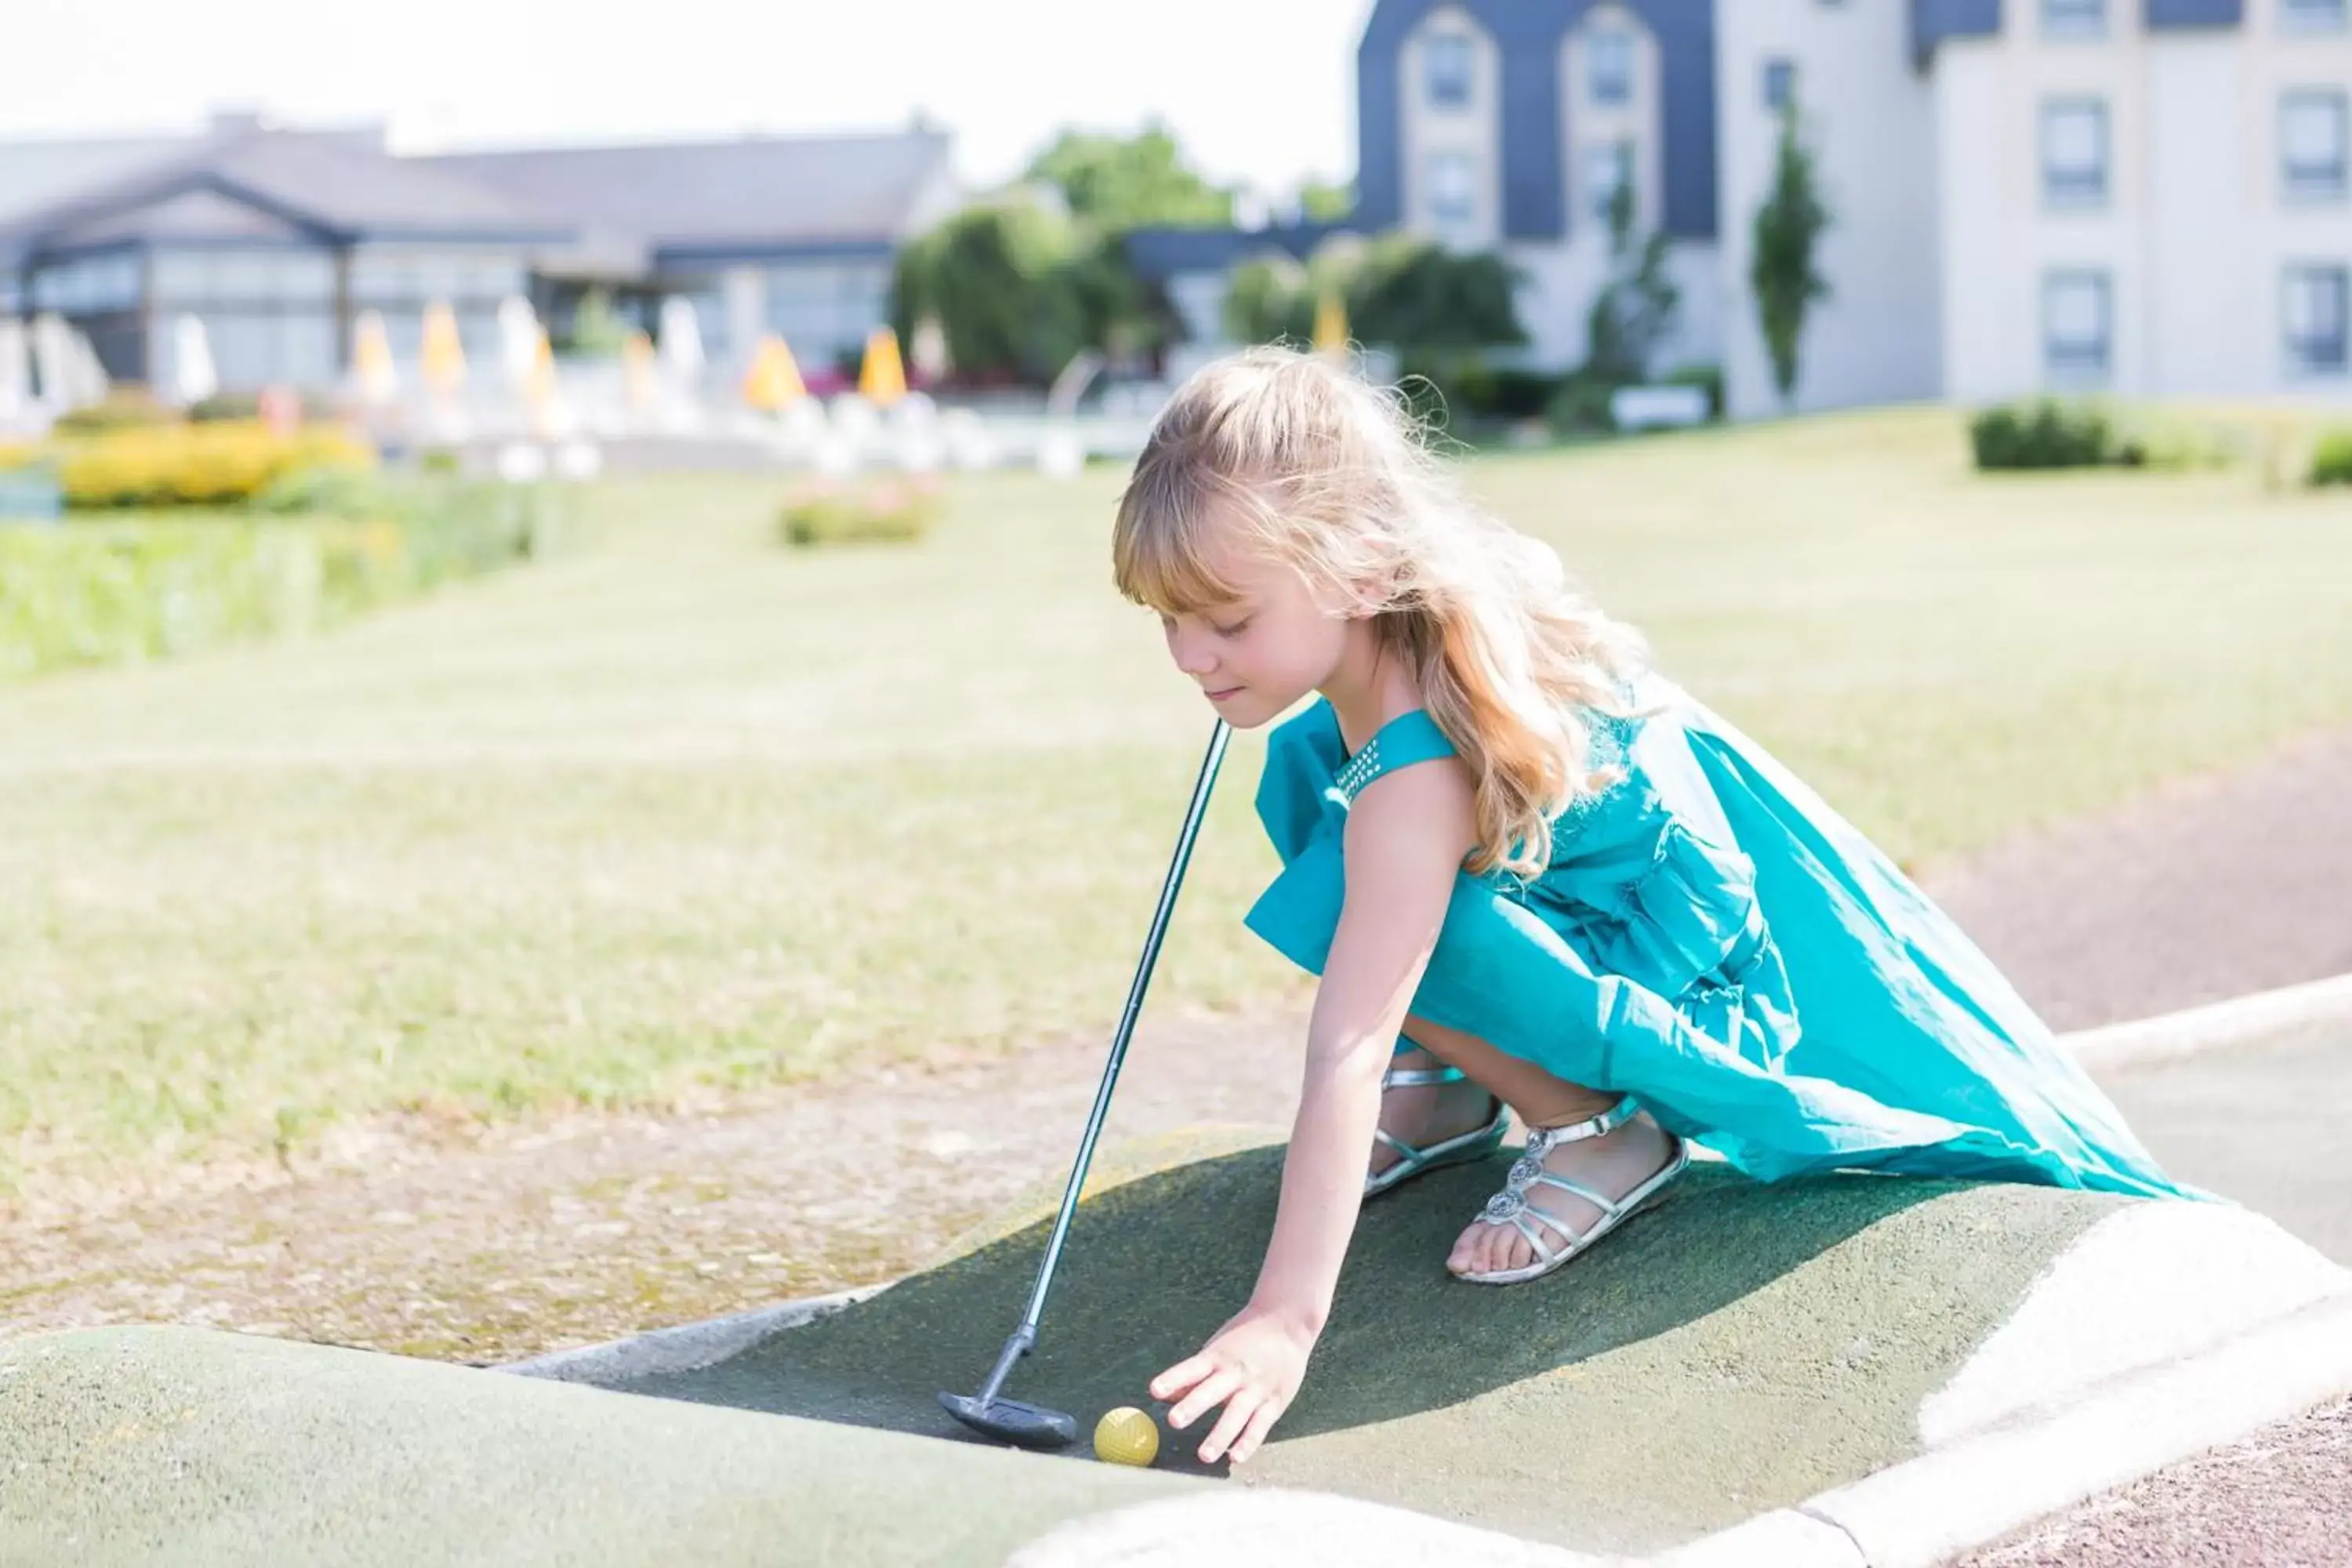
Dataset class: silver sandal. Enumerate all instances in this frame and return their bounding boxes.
[1364,1062,1510,1199]
[1454,1094,1688,1285]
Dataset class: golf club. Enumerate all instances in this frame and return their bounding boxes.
[938,717,1234,1450]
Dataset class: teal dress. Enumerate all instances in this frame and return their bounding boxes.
[1241,668,2191,1200]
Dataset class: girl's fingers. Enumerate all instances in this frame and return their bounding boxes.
[1228,1397,1285,1466]
[1149,1356,1211,1403]
[1167,1368,1240,1432]
[1196,1388,1263,1465]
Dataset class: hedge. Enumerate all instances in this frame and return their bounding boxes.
[0,479,572,678]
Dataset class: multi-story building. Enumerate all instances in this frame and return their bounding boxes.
[1144,0,2352,417]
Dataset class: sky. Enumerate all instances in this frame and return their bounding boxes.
[3,0,1371,195]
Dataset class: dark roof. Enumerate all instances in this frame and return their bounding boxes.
[424,130,958,251]
[0,129,564,256]
[1123,220,1362,280]
[0,133,192,228]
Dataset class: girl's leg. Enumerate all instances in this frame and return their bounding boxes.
[1399,1012,1680,1278]
[1367,1038,1506,1183]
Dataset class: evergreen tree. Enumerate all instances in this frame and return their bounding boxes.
[1748,100,1833,405]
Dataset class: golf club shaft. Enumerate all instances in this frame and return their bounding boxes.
[975,719,1232,1404]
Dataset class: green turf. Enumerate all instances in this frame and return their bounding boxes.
[0,1326,1198,1568]
[5,406,2350,1185]
[616,1127,2125,1554]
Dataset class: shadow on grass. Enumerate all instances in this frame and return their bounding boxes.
[618,1142,1962,1472]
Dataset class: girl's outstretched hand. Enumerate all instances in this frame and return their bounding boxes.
[1149,1300,1318,1466]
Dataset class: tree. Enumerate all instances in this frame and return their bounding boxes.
[1748,99,1833,405]
[1293,177,1355,223]
[1348,236,1525,356]
[1224,253,1316,344]
[891,195,1086,383]
[1024,123,1235,231]
[1582,176,1680,385]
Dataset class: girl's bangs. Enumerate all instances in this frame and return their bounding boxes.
[1113,482,1255,615]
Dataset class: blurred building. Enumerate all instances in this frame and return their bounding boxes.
[0,112,959,394]
[1138,0,2350,416]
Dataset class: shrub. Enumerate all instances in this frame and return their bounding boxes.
[51,390,175,437]
[1969,399,2116,470]
[0,477,571,678]
[1545,372,1623,435]
[2308,427,2352,486]
[1659,362,1726,419]
[779,476,942,547]
[53,421,375,508]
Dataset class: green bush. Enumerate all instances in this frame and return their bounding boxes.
[1969,399,2118,470]
[1545,372,1623,435]
[2308,428,2352,486]
[0,477,572,678]
[1660,362,1726,419]
[779,477,942,547]
[50,391,176,437]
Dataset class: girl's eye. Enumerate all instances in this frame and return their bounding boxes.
[1213,618,1250,638]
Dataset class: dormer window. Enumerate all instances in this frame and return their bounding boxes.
[1588,32,1632,106]
[1425,33,1473,109]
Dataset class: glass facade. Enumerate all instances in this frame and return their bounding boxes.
[27,248,146,380]
[150,245,339,391]
[764,262,890,367]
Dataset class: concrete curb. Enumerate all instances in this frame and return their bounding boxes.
[500,1283,890,1384]
[1656,1290,2352,1568]
[2064,971,2352,1073]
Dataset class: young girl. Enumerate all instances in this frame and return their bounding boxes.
[1114,346,2190,1470]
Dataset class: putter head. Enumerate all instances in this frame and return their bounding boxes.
[938,1388,1079,1450]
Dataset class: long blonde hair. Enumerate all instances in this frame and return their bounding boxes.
[1112,345,1657,881]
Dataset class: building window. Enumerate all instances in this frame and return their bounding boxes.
[1427,150,1478,245]
[2043,270,2111,377]
[2041,0,2107,37]
[1585,140,1634,225]
[2284,264,2349,375]
[2042,98,2110,208]
[1588,31,1632,107]
[1763,58,1798,114]
[1425,33,1473,110]
[2281,0,2348,32]
[2281,90,2349,201]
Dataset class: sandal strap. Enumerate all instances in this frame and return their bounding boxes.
[1380,1064,1466,1088]
[1523,1094,1639,1151]
[1523,1170,1623,1218]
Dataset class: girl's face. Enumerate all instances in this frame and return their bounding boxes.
[1157,528,1359,729]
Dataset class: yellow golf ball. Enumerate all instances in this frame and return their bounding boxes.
[1092,1406,1160,1466]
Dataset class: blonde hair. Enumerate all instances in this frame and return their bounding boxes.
[1112,344,1658,881]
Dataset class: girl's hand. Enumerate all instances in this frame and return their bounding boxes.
[1149,1300,1319,1466]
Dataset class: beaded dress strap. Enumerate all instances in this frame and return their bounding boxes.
[1326,710,1457,807]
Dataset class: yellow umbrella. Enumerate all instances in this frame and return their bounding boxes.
[621,329,655,412]
[1312,291,1349,358]
[526,324,559,430]
[742,333,808,412]
[420,300,466,397]
[351,309,398,408]
[859,325,907,406]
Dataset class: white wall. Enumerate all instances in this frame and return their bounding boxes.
[1715,0,1942,419]
[1936,0,2352,405]
[1508,238,1721,373]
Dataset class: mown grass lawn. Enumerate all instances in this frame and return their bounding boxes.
[4,405,2348,1189]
